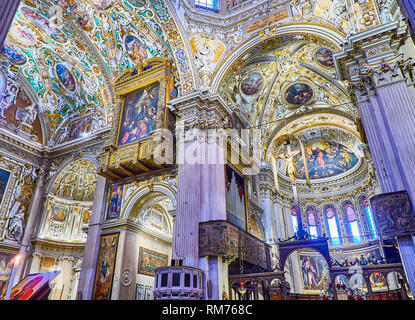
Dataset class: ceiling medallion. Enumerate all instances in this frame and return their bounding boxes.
[239,71,264,96]
[283,82,314,107]
[314,47,335,68]
[55,63,77,92]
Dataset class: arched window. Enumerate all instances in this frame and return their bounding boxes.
[195,0,218,11]
[344,203,361,243]
[291,207,298,234]
[325,206,341,246]
[306,208,318,239]
[362,198,378,240]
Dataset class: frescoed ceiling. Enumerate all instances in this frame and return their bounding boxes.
[0,0,195,147]
[0,0,401,152]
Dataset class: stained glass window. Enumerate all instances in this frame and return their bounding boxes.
[307,210,318,239]
[325,207,341,245]
[345,203,361,243]
[195,0,218,11]
[363,199,378,239]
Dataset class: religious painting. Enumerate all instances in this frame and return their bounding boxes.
[288,140,358,180]
[370,191,415,238]
[69,116,93,140]
[1,40,27,65]
[225,165,247,230]
[240,71,264,96]
[284,82,314,105]
[91,0,115,10]
[9,24,37,46]
[2,271,60,300]
[0,253,13,298]
[370,272,387,291]
[20,7,67,43]
[92,233,119,300]
[53,0,93,31]
[51,205,67,222]
[125,35,147,61]
[117,82,159,146]
[137,247,168,277]
[106,184,123,220]
[129,0,146,7]
[315,48,335,68]
[299,254,330,291]
[0,168,11,207]
[190,36,226,71]
[55,64,76,92]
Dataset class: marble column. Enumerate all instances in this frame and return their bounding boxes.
[28,252,41,274]
[76,175,108,300]
[13,170,46,285]
[0,0,20,48]
[115,228,137,300]
[334,21,415,294]
[170,91,233,300]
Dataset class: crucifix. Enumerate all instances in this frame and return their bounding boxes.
[270,139,309,240]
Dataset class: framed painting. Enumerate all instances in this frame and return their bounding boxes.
[0,168,11,208]
[0,253,13,297]
[299,254,330,291]
[106,184,123,220]
[92,233,119,300]
[69,116,93,140]
[370,191,415,238]
[116,82,160,146]
[137,247,168,277]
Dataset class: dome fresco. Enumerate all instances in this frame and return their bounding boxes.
[286,140,359,180]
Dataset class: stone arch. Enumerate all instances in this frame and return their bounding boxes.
[44,154,99,195]
[210,23,347,94]
[282,248,331,292]
[121,182,177,221]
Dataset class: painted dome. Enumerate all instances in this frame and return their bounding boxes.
[286,140,359,180]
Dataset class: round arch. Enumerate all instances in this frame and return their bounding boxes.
[210,23,347,94]
[120,182,177,221]
[44,154,99,195]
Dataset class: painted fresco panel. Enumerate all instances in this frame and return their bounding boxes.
[240,72,263,96]
[0,253,13,298]
[284,82,314,105]
[289,140,358,180]
[0,168,11,207]
[370,191,415,238]
[20,7,67,43]
[92,233,119,300]
[299,254,330,291]
[137,247,168,277]
[107,184,123,220]
[69,116,94,140]
[117,82,159,146]
[315,48,335,68]
[1,40,27,65]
